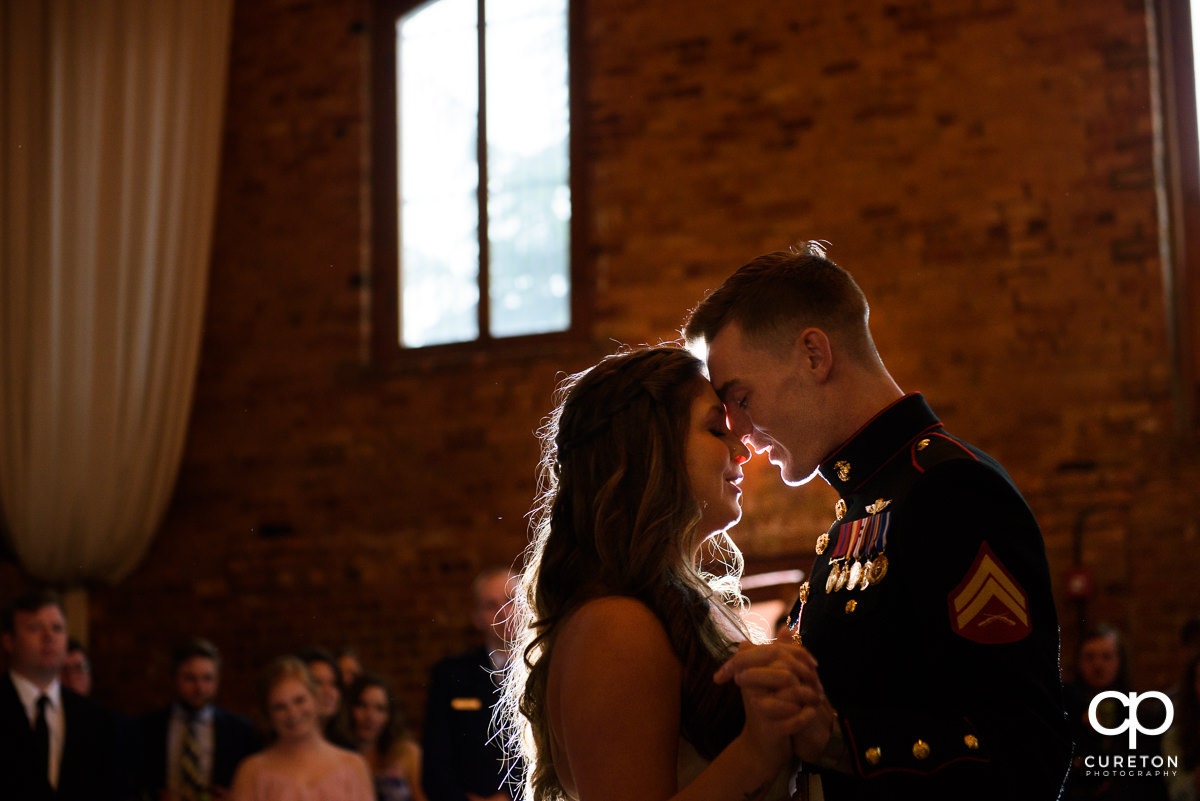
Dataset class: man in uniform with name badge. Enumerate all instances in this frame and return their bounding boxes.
[423,568,520,801]
[686,243,1070,800]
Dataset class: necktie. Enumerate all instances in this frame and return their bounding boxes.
[33,694,50,788]
[179,713,205,801]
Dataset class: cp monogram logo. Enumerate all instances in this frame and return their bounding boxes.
[1088,691,1174,748]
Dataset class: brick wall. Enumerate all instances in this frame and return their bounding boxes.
[3,0,1197,732]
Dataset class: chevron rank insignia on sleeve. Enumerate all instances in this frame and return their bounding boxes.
[947,542,1031,644]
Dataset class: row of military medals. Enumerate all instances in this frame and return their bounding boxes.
[788,498,893,645]
[819,498,891,594]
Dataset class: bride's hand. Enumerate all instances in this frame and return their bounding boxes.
[715,642,825,764]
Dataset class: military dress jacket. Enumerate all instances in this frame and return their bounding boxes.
[792,394,1070,801]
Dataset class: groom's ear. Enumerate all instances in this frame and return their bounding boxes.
[794,328,833,382]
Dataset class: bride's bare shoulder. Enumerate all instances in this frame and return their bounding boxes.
[562,595,657,630]
[555,596,672,662]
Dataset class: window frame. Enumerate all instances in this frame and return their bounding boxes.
[370,0,589,367]
[1153,0,1200,432]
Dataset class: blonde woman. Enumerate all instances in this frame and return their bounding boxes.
[230,657,374,801]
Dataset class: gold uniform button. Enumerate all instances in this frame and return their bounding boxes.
[865,747,881,766]
[845,599,858,614]
[964,734,980,750]
[835,499,847,520]
[912,739,931,760]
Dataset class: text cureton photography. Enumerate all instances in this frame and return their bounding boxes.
[1082,691,1179,780]
[1082,754,1178,779]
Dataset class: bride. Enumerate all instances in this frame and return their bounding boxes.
[501,346,819,801]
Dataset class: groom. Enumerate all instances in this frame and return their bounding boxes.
[687,243,1070,800]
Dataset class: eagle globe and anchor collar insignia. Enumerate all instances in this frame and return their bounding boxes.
[818,393,943,494]
[835,460,852,482]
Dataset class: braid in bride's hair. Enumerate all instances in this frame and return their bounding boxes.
[498,345,753,801]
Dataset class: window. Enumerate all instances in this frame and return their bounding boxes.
[372,0,581,360]
[1154,0,1200,431]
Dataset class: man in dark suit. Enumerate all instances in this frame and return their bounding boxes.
[1,589,121,800]
[139,638,259,801]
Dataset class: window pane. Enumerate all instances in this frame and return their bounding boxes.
[398,0,480,348]
[485,0,571,338]
[1193,0,1200,164]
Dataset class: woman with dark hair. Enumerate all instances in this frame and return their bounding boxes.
[500,345,815,801]
[298,646,354,748]
[345,673,427,801]
[230,656,373,801]
[1164,655,1200,801]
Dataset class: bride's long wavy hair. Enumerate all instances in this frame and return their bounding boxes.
[499,345,752,801]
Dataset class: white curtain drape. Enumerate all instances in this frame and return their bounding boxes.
[0,0,233,584]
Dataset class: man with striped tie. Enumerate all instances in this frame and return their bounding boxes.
[140,638,259,801]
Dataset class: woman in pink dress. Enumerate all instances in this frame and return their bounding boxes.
[230,657,375,801]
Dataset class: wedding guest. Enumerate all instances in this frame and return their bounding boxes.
[1170,616,1200,701]
[61,637,92,697]
[339,648,365,691]
[1,589,121,800]
[1064,625,1167,801]
[347,673,427,801]
[298,646,352,748]
[423,568,519,801]
[1164,655,1200,801]
[139,637,260,801]
[229,656,373,801]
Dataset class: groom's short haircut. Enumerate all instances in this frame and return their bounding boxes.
[684,242,880,366]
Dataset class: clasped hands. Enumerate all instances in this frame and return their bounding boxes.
[714,641,837,766]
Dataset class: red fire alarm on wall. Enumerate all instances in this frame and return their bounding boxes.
[1065,566,1093,599]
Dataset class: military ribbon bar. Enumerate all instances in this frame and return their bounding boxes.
[863,511,890,558]
[830,520,858,560]
[835,512,891,560]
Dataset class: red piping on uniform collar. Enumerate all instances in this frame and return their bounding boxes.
[818,392,921,470]
[847,421,944,492]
